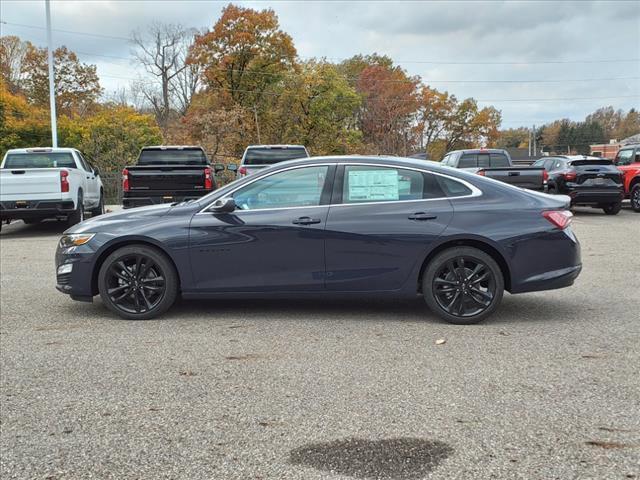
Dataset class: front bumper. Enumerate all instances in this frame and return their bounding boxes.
[1,199,75,220]
[55,242,99,300]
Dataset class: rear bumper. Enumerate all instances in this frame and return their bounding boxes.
[566,187,623,205]
[512,264,582,294]
[0,199,75,219]
[123,192,209,209]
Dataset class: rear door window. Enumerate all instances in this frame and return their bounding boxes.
[435,175,473,197]
[342,166,425,203]
[490,153,510,167]
[458,154,477,168]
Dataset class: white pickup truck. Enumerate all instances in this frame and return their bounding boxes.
[0,148,104,230]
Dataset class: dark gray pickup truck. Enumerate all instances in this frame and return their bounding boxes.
[122,146,224,209]
[440,149,547,191]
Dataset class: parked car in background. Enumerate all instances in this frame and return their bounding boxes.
[0,148,104,230]
[56,156,581,325]
[441,148,547,191]
[613,144,640,212]
[532,155,624,215]
[236,145,309,178]
[122,146,224,209]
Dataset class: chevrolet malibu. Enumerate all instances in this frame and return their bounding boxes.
[55,156,582,325]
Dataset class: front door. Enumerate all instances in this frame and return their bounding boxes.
[189,165,334,292]
[324,164,454,291]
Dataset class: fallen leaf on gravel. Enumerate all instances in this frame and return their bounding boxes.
[585,440,635,449]
[62,428,73,434]
[498,331,510,336]
[435,339,446,345]
[179,370,197,376]
[598,426,636,433]
[225,354,263,361]
[581,354,604,359]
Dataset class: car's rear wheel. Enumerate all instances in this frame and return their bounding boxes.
[602,202,622,215]
[422,247,504,325]
[67,191,84,226]
[98,245,178,320]
[631,184,640,213]
[90,191,105,217]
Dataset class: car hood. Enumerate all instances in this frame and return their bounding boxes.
[65,203,175,234]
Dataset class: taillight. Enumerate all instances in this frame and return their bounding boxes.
[543,210,573,229]
[542,169,549,182]
[60,170,69,193]
[562,170,577,181]
[204,167,213,190]
[238,166,247,176]
[477,169,486,176]
[122,168,129,192]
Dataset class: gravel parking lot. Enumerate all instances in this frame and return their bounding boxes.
[1,206,639,480]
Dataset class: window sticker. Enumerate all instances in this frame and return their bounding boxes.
[348,169,399,201]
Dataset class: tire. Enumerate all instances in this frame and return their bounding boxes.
[422,247,504,325]
[631,184,640,213]
[98,245,178,320]
[66,191,85,226]
[547,186,556,195]
[90,191,105,217]
[602,202,622,215]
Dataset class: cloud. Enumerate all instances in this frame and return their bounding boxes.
[1,0,638,128]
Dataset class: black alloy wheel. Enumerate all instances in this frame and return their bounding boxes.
[423,247,504,325]
[98,245,178,320]
[631,184,640,213]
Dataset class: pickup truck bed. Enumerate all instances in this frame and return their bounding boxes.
[478,167,547,191]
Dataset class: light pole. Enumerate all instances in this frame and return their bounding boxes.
[45,0,58,147]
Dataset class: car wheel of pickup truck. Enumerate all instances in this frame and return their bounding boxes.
[91,191,105,217]
[631,184,640,213]
[66,191,84,226]
[422,247,504,325]
[98,245,178,320]
[602,202,622,215]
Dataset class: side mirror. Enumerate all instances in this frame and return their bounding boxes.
[213,163,225,173]
[227,163,238,172]
[93,166,100,176]
[210,197,236,213]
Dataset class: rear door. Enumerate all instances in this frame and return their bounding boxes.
[324,164,454,292]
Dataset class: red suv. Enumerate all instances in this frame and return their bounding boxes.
[614,144,640,212]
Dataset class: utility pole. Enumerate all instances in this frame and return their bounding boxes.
[528,128,532,156]
[253,105,261,144]
[45,0,58,147]
[533,124,537,156]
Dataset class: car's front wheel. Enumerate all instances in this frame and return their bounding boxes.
[422,247,504,325]
[602,202,622,215]
[98,245,178,320]
[631,184,640,213]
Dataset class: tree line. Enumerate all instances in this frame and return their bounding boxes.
[1,3,638,172]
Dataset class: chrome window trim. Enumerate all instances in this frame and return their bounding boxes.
[197,161,482,215]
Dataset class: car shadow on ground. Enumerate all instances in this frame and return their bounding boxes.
[0,219,68,238]
[66,292,583,326]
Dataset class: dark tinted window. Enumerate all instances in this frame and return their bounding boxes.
[3,152,76,169]
[477,154,490,168]
[138,149,208,166]
[490,153,510,167]
[436,175,473,197]
[243,147,308,166]
[458,154,477,168]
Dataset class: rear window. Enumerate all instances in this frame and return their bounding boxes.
[2,152,76,169]
[243,147,308,166]
[138,149,208,166]
[490,153,510,167]
[458,154,477,168]
[569,159,613,167]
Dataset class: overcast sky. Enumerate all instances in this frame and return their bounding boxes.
[2,0,639,129]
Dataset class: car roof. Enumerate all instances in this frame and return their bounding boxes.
[618,144,639,150]
[551,155,603,161]
[6,147,78,154]
[265,155,456,174]
[446,149,508,155]
[143,145,204,150]
[244,144,307,149]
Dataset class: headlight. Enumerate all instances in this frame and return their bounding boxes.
[59,233,95,248]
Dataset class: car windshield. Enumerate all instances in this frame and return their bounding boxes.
[138,149,208,166]
[243,147,308,165]
[2,152,76,169]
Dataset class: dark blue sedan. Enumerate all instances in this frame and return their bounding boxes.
[55,156,581,324]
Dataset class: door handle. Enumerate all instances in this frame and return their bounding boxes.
[408,212,437,221]
[508,172,520,176]
[292,216,321,225]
